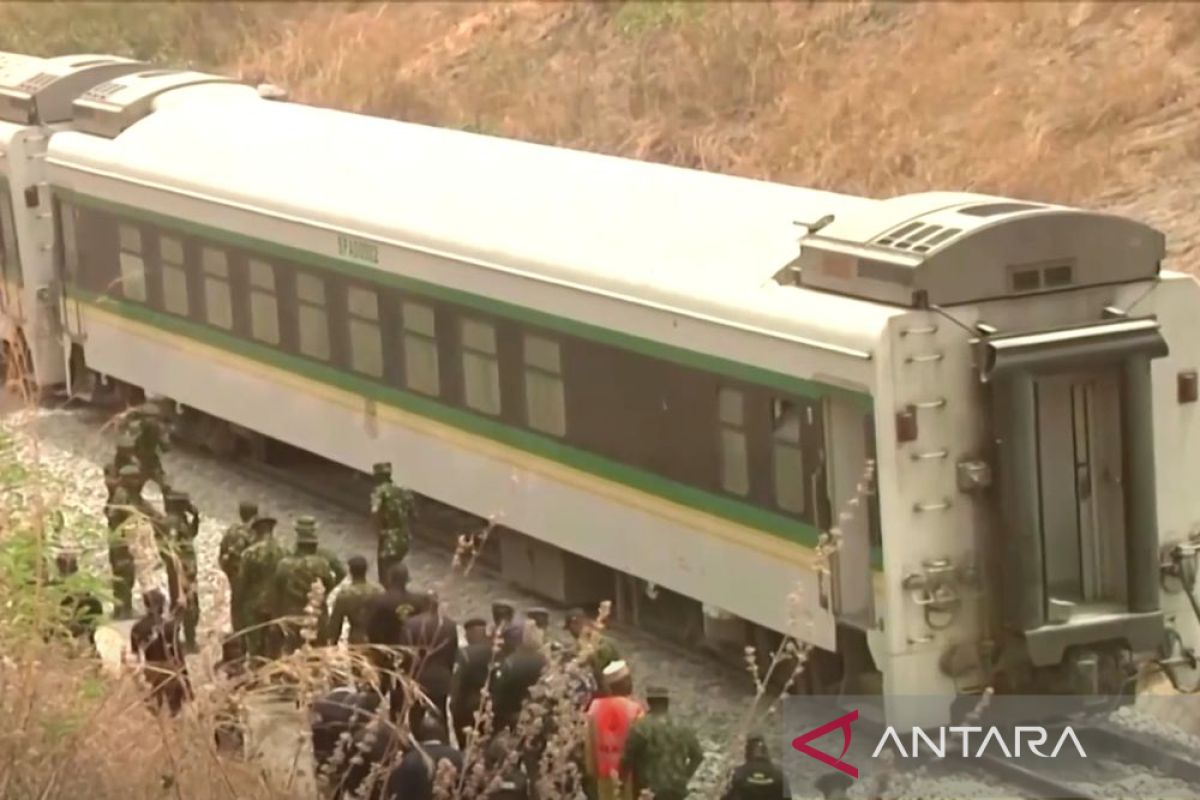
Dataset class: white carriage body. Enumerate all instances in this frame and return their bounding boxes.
[46,80,902,656]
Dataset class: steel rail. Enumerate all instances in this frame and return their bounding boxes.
[1077,724,1200,789]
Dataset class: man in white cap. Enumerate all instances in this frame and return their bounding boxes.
[585,659,645,800]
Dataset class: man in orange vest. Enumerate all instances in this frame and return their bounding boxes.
[585,660,646,800]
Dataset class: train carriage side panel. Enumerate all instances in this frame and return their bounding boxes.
[48,169,897,650]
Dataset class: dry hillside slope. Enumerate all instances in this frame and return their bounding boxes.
[4,1,1200,266]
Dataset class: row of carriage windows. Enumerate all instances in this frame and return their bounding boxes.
[112,222,571,440]
[75,213,818,517]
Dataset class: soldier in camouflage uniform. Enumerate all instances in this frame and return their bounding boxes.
[104,433,140,504]
[219,501,259,636]
[566,607,622,698]
[130,403,171,492]
[105,464,158,619]
[161,490,201,653]
[369,462,415,583]
[324,554,382,646]
[274,516,341,655]
[621,687,704,800]
[238,515,285,660]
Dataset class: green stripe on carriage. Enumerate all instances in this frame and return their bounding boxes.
[57,188,874,406]
[75,291,884,570]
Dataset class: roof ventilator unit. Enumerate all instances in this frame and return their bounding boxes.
[72,69,239,138]
[0,54,145,125]
[782,194,1165,307]
[875,222,964,254]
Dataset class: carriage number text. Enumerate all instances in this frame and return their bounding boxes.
[337,234,379,265]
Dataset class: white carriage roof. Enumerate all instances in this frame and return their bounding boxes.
[49,86,916,352]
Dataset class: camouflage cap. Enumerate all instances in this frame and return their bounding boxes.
[238,500,258,516]
[250,515,278,530]
[295,515,318,542]
[372,462,392,478]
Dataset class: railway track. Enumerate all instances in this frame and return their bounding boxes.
[948,722,1200,800]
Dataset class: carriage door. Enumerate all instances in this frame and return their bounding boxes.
[985,317,1166,667]
[1035,371,1127,615]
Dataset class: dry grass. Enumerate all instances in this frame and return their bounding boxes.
[5,2,1199,254]
[223,2,1200,209]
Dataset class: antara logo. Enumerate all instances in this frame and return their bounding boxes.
[792,709,860,778]
[872,725,1088,760]
[791,709,1088,780]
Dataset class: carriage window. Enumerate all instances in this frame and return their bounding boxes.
[718,387,749,496]
[347,285,383,377]
[59,201,79,280]
[461,317,501,416]
[295,271,330,361]
[0,190,17,283]
[772,399,806,513]
[248,258,279,345]
[201,247,233,330]
[118,223,146,302]
[160,235,189,316]
[401,300,439,396]
[523,334,565,436]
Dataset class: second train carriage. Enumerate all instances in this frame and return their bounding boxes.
[3,59,1195,727]
[0,52,145,387]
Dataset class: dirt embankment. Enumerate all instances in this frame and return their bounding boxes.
[226,1,1200,266]
[4,2,1200,262]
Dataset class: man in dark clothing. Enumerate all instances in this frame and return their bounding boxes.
[491,621,548,733]
[403,589,459,730]
[130,588,192,716]
[491,600,515,637]
[365,562,429,722]
[311,686,401,800]
[722,734,791,800]
[451,617,493,749]
[382,716,463,800]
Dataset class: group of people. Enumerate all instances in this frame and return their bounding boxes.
[75,400,797,799]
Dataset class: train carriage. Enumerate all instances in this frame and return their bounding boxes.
[8,61,1197,728]
[0,52,145,387]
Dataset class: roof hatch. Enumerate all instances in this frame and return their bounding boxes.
[72,68,239,138]
[0,53,145,125]
[775,192,1165,307]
